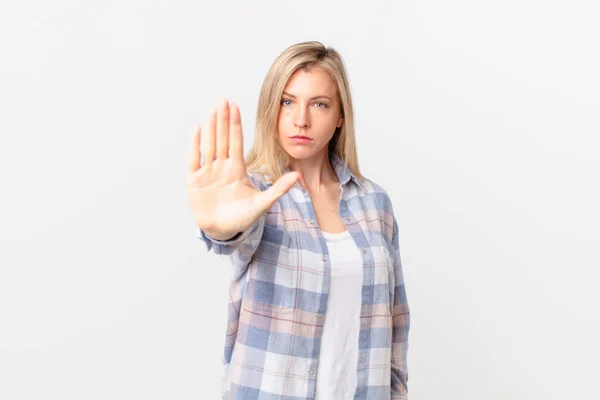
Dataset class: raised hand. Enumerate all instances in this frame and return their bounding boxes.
[187,99,300,240]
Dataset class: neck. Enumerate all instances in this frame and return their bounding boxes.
[288,151,338,193]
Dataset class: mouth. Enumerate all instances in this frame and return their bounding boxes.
[290,136,312,140]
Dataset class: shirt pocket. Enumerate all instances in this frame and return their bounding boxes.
[242,224,298,314]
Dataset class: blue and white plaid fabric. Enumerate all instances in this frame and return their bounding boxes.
[197,153,410,399]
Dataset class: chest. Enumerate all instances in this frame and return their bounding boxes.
[251,184,395,312]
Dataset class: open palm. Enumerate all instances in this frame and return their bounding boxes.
[187,100,300,239]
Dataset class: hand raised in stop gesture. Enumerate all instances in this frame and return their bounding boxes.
[187,99,300,240]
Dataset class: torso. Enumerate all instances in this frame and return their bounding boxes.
[309,183,346,234]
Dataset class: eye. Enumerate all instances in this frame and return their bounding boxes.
[314,102,328,108]
[281,99,292,106]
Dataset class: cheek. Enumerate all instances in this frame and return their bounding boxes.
[315,117,339,133]
[276,114,290,133]
[275,119,283,135]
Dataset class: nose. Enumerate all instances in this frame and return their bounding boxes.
[293,107,310,129]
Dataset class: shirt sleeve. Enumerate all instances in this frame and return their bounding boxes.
[390,216,410,399]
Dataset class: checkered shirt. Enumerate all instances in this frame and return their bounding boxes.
[197,153,410,399]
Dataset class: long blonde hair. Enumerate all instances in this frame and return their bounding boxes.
[245,41,364,183]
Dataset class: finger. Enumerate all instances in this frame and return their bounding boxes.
[229,102,244,161]
[202,107,217,166]
[216,99,230,159]
[258,172,300,210]
[188,125,201,173]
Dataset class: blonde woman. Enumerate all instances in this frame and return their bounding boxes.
[187,41,410,400]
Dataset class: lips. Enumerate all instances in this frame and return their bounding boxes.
[290,136,312,140]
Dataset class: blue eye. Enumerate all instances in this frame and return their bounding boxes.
[280,99,328,108]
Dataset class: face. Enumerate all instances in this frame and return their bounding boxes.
[276,66,343,161]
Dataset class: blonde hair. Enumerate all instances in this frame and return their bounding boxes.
[245,41,364,183]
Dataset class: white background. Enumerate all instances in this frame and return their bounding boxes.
[1,1,599,399]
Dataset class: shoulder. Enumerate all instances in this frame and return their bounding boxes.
[359,177,394,208]
[357,177,396,243]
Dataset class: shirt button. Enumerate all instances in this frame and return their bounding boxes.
[308,369,313,374]
[308,219,315,225]
[359,357,364,363]
[363,304,368,310]
[345,217,351,222]
[361,248,367,254]
[315,313,323,319]
[322,255,328,261]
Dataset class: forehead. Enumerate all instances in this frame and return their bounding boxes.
[284,66,337,97]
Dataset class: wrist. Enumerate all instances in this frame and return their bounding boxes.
[204,228,240,241]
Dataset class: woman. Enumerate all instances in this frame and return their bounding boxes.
[187,41,410,399]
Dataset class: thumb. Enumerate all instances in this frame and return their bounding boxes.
[257,172,301,210]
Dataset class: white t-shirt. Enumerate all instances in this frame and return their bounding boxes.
[314,229,364,399]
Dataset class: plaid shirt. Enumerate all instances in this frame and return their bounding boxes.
[197,153,410,399]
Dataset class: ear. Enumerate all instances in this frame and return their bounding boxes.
[336,115,343,128]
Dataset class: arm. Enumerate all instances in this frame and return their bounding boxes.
[188,101,300,282]
[196,173,266,281]
[390,216,410,399]
[196,214,265,281]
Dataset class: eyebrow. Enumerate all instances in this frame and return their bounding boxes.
[282,92,332,101]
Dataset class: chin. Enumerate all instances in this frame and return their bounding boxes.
[283,146,326,163]
[284,150,311,161]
